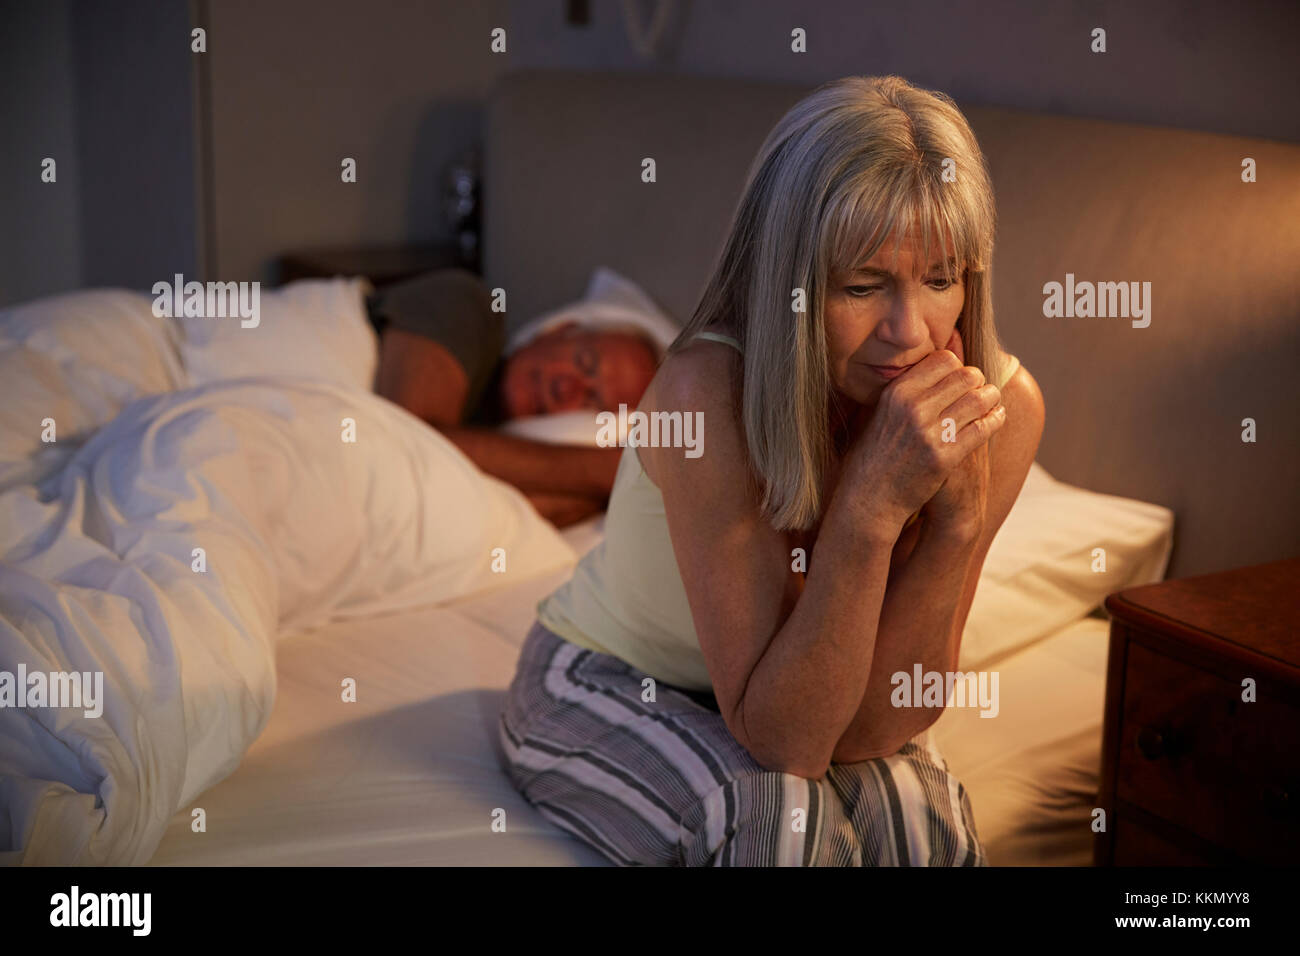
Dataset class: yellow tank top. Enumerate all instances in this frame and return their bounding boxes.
[536,331,1021,692]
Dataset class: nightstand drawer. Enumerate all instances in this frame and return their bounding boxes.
[1116,642,1300,862]
[1112,811,1214,865]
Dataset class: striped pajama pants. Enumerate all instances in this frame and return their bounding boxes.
[498,620,987,867]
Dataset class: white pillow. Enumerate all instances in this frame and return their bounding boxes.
[959,462,1174,670]
[0,289,187,485]
[498,410,615,446]
[177,277,378,392]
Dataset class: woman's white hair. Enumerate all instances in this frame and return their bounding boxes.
[668,74,1003,531]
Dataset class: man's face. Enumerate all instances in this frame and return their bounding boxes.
[500,323,659,418]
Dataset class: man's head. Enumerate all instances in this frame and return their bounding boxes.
[500,321,659,418]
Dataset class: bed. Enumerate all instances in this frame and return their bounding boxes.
[0,281,1165,866]
[144,513,1118,867]
[7,68,1297,867]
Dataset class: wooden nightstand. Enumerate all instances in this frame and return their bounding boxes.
[1095,558,1300,865]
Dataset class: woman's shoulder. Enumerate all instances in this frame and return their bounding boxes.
[994,350,1020,389]
[990,350,1044,479]
[652,331,741,410]
[637,334,744,487]
[996,351,1042,423]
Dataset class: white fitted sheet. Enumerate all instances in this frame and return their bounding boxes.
[149,515,1109,866]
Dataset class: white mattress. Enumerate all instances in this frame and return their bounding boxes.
[149,515,1109,866]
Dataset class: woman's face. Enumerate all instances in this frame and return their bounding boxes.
[823,228,966,407]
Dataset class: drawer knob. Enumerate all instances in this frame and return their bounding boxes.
[1136,725,1167,760]
[1263,785,1293,816]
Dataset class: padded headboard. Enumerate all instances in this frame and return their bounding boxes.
[483,68,1300,579]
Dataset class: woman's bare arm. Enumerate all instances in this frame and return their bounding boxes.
[646,342,1003,780]
[644,347,894,780]
[831,519,981,760]
[832,363,1045,760]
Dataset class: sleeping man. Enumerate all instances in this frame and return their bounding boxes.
[368,268,662,527]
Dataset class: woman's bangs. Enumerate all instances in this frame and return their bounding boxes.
[827,176,975,285]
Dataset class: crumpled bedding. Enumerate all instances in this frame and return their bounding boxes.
[0,288,575,864]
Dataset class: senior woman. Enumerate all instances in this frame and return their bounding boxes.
[499,75,1045,866]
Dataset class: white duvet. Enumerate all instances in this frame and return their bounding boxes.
[0,286,576,864]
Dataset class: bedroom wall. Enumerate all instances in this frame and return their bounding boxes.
[70,0,200,292]
[508,0,1300,144]
[200,0,510,285]
[0,0,83,307]
[7,2,1295,298]
[0,0,198,309]
[165,0,1300,286]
